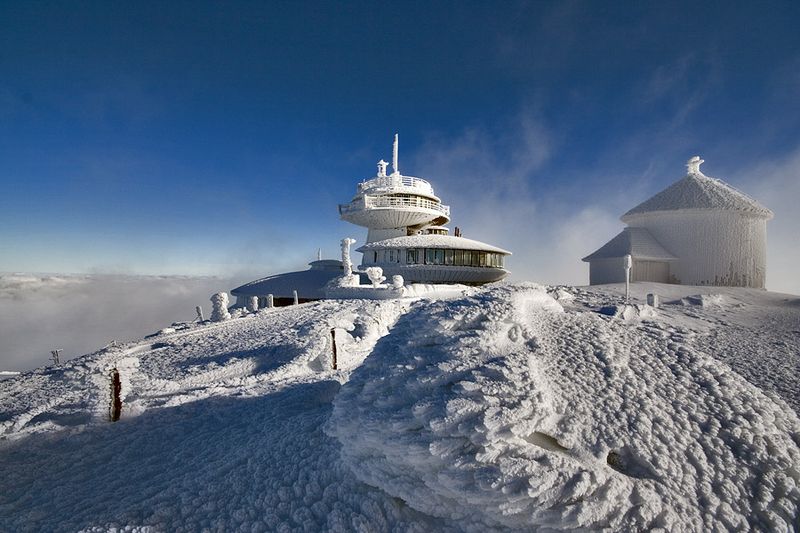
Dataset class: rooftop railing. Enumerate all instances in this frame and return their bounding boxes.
[339,195,450,216]
[358,175,435,194]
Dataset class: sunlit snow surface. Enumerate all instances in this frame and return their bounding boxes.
[1,283,799,531]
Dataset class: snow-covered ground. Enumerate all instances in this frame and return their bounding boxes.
[0,282,798,531]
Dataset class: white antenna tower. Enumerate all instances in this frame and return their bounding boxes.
[317,247,322,261]
[392,133,399,176]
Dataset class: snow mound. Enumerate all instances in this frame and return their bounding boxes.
[676,293,731,308]
[599,303,658,320]
[328,284,800,531]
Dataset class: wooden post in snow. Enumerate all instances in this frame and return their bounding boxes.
[110,368,122,422]
[330,328,338,370]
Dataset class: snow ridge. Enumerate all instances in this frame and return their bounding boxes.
[328,284,800,531]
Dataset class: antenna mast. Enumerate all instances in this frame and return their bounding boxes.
[392,133,399,175]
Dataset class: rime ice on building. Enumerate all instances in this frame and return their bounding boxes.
[339,134,511,284]
[583,156,773,288]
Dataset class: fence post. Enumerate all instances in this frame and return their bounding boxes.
[110,368,122,422]
[330,328,338,370]
[267,294,274,308]
[293,290,299,305]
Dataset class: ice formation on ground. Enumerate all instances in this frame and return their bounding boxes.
[1,282,799,531]
[210,291,231,321]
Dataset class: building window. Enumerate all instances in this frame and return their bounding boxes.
[434,249,445,265]
[407,249,417,264]
[426,248,435,265]
[373,251,377,263]
[445,249,454,265]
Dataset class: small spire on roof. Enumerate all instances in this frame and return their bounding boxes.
[687,155,705,175]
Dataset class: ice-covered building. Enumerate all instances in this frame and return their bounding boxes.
[340,135,511,284]
[231,259,364,307]
[583,156,773,287]
[231,134,510,306]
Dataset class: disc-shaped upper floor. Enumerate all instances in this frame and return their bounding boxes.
[339,173,451,229]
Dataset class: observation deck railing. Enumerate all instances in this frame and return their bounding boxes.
[358,175,435,195]
[339,195,450,216]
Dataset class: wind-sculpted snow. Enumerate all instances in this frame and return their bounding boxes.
[2,283,800,531]
[328,283,800,531]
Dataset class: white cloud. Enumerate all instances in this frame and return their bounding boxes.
[0,274,242,372]
[733,148,800,295]
[411,117,624,285]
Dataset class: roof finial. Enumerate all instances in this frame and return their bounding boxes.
[392,133,399,176]
[377,160,388,177]
[687,155,704,175]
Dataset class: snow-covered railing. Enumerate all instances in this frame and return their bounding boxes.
[339,195,450,216]
[358,175,435,195]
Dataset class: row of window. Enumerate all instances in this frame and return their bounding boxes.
[369,248,505,268]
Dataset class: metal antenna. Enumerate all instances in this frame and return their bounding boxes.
[392,133,399,175]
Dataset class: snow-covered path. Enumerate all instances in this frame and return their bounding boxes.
[1,282,799,531]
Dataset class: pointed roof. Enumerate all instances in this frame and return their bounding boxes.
[582,227,678,262]
[621,156,773,222]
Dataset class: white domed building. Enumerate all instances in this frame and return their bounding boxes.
[583,156,773,288]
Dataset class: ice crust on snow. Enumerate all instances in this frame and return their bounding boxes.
[1,282,799,531]
[328,284,800,531]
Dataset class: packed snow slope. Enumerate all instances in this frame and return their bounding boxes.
[1,283,799,531]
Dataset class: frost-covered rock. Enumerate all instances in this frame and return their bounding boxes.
[391,275,404,289]
[365,267,386,288]
[210,292,231,322]
[328,284,800,532]
[246,296,258,313]
[599,303,658,320]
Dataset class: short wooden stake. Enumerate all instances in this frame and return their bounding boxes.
[330,328,338,370]
[110,368,122,422]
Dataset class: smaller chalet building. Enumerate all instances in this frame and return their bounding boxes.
[583,156,773,288]
[583,227,677,285]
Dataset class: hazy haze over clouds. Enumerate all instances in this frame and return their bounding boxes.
[0,274,240,372]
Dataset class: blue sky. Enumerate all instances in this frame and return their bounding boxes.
[1,1,799,291]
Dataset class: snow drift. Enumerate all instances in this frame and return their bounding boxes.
[328,284,800,531]
[1,282,799,531]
